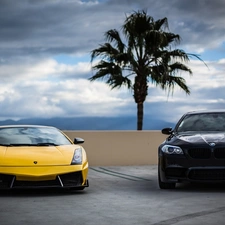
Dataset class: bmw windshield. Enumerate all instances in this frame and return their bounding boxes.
[176,113,225,133]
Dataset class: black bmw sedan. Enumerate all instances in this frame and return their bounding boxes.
[158,110,225,189]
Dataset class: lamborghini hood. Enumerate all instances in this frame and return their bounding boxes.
[0,145,77,166]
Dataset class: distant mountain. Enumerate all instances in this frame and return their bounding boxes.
[0,116,175,130]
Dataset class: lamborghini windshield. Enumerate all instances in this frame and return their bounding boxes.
[176,113,225,132]
[0,126,72,146]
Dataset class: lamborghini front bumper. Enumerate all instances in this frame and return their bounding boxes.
[0,164,89,189]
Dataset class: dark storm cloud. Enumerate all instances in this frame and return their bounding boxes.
[0,0,111,57]
[1,0,225,59]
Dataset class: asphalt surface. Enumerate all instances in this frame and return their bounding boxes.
[1,165,225,225]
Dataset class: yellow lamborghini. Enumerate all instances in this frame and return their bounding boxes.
[0,125,89,190]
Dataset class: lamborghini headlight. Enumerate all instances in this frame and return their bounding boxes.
[161,145,184,155]
[71,147,83,165]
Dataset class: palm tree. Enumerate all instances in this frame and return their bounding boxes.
[89,10,202,130]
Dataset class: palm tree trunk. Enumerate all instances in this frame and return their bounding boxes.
[137,102,144,130]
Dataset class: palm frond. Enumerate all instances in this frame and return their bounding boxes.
[150,61,192,92]
[169,62,192,74]
[163,32,180,45]
[105,29,125,53]
[159,75,190,95]
[166,49,190,62]
[154,17,168,31]
[187,53,209,68]
[89,60,132,89]
[91,43,119,62]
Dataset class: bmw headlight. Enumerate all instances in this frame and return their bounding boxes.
[71,148,82,164]
[161,145,184,155]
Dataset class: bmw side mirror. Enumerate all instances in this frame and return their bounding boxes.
[161,127,173,135]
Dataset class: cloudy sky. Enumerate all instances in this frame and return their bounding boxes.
[0,0,225,125]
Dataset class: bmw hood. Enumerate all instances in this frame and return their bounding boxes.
[0,145,77,166]
[176,132,225,145]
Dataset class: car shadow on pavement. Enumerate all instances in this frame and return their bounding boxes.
[0,188,87,197]
[175,182,225,192]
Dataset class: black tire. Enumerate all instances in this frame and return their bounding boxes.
[158,164,176,189]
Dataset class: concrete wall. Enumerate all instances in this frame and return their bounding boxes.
[64,131,166,166]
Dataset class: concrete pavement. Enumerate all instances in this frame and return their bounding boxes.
[0,165,225,225]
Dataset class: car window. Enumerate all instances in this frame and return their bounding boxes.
[0,127,72,145]
[177,113,225,132]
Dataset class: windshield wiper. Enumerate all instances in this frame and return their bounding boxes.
[0,143,37,146]
[0,143,11,146]
[0,143,59,146]
[36,142,58,146]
